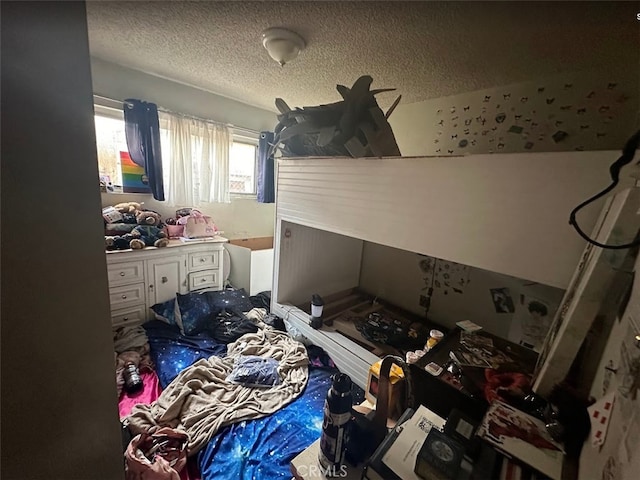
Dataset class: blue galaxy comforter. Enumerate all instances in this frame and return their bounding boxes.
[144,320,360,480]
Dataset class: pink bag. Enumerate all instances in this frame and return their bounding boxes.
[177,209,218,238]
[124,427,188,480]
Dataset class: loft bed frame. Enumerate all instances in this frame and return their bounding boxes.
[271,150,632,390]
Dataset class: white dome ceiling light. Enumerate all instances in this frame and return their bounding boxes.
[262,27,306,67]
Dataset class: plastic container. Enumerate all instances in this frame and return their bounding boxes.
[426,329,444,350]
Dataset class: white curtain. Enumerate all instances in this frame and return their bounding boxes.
[160,112,231,206]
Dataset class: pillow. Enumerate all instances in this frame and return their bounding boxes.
[150,298,181,326]
[176,292,221,336]
[226,355,281,388]
[204,288,253,313]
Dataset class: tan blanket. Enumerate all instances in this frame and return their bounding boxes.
[126,327,309,455]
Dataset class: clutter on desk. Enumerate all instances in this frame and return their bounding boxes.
[476,400,565,480]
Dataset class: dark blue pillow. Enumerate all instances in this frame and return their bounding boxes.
[204,288,253,312]
[150,298,180,326]
[176,292,221,336]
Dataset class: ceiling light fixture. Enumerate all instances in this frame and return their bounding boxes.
[262,27,306,67]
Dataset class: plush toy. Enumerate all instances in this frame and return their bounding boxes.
[105,234,134,251]
[130,211,169,249]
[114,202,142,215]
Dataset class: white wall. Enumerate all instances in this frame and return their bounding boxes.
[389,70,638,157]
[92,58,277,239]
[359,242,565,339]
[2,3,124,478]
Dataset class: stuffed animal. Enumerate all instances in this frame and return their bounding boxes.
[105,234,134,251]
[114,202,142,215]
[129,211,169,249]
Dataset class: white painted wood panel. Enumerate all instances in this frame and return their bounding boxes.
[274,221,363,306]
[276,152,623,289]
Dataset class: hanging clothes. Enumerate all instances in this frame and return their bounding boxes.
[257,131,275,203]
[124,99,165,201]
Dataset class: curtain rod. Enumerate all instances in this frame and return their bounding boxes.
[92,94,262,136]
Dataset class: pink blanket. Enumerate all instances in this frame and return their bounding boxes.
[119,371,162,420]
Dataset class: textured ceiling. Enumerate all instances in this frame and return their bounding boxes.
[86,1,639,113]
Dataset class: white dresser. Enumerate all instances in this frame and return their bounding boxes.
[106,238,228,328]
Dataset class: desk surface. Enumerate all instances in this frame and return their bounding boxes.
[290,439,363,480]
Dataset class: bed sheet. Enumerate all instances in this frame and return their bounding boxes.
[144,320,228,388]
[198,366,333,480]
[144,319,364,480]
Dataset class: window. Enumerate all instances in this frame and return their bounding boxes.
[95,111,128,192]
[94,100,258,201]
[229,138,258,195]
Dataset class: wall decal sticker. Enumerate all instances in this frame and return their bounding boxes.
[409,71,635,157]
[552,130,568,142]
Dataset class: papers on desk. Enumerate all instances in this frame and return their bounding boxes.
[381,405,446,480]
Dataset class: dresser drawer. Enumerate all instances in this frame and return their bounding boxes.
[188,270,219,291]
[107,261,144,286]
[188,251,219,270]
[109,283,146,309]
[111,304,147,328]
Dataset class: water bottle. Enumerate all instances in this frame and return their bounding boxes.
[123,362,144,394]
[318,373,352,475]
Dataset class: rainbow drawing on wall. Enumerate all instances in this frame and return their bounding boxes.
[120,151,151,194]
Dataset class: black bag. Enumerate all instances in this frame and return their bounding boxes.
[207,309,258,344]
[346,355,415,464]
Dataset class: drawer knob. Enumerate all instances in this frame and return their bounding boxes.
[200,258,205,262]
[120,272,125,277]
[123,317,129,322]
[121,294,127,299]
[201,278,206,282]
